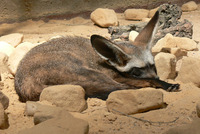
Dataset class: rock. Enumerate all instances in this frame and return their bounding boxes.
[0,91,9,110]
[170,48,187,60]
[0,103,9,129]
[152,34,197,53]
[197,101,200,118]
[181,1,198,12]
[149,7,159,18]
[164,118,200,134]
[0,41,14,57]
[187,51,200,59]
[25,101,44,116]
[109,4,192,43]
[0,33,23,48]
[19,116,89,134]
[7,42,37,75]
[106,88,164,115]
[40,85,87,112]
[124,9,149,21]
[25,101,73,125]
[0,53,9,74]
[176,57,200,87]
[141,18,150,22]
[108,22,147,41]
[90,8,118,28]
[155,53,176,80]
[176,59,183,72]
[129,31,139,43]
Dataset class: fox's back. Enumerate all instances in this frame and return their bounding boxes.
[15,36,117,101]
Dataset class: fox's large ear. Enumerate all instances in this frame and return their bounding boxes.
[91,35,129,67]
[133,11,159,49]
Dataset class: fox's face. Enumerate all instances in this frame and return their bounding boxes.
[91,11,159,79]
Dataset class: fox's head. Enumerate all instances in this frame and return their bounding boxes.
[91,11,159,79]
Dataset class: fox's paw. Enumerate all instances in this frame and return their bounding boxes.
[166,84,180,92]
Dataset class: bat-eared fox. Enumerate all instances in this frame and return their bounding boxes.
[15,11,179,102]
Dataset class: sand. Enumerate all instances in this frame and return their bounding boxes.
[0,5,200,134]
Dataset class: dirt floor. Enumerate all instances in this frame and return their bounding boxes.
[0,4,200,134]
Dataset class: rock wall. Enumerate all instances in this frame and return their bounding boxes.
[0,0,199,23]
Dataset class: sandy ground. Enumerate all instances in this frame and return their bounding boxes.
[0,5,200,134]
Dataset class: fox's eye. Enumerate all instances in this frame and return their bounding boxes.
[130,67,142,77]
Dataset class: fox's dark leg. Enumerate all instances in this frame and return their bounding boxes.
[146,78,180,92]
[153,79,180,91]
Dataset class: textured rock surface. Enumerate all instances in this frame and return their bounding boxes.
[164,118,200,134]
[124,9,149,20]
[155,53,176,80]
[106,88,164,115]
[0,33,23,47]
[90,8,118,28]
[176,57,200,87]
[7,42,37,75]
[152,34,197,53]
[0,41,14,57]
[109,4,193,44]
[181,1,198,12]
[19,116,89,134]
[0,53,9,74]
[40,85,87,112]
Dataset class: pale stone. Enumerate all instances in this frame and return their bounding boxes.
[106,88,164,115]
[7,42,37,75]
[0,41,14,57]
[155,52,176,80]
[176,57,200,87]
[181,1,198,12]
[40,85,87,112]
[152,34,197,53]
[142,18,150,22]
[19,116,89,134]
[0,33,23,47]
[187,51,200,59]
[149,7,159,18]
[129,31,139,43]
[124,9,149,20]
[0,53,9,74]
[90,8,118,28]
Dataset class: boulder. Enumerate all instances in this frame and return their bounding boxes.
[0,53,9,74]
[176,57,200,87]
[152,34,197,53]
[0,103,9,129]
[90,8,118,28]
[0,91,9,110]
[187,51,200,59]
[164,118,200,134]
[106,88,164,115]
[155,53,176,80]
[0,33,23,48]
[197,101,200,118]
[181,1,198,12]
[124,9,149,21]
[19,116,89,134]
[7,42,37,75]
[40,85,87,112]
[149,7,159,18]
[0,41,14,57]
[128,31,139,43]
